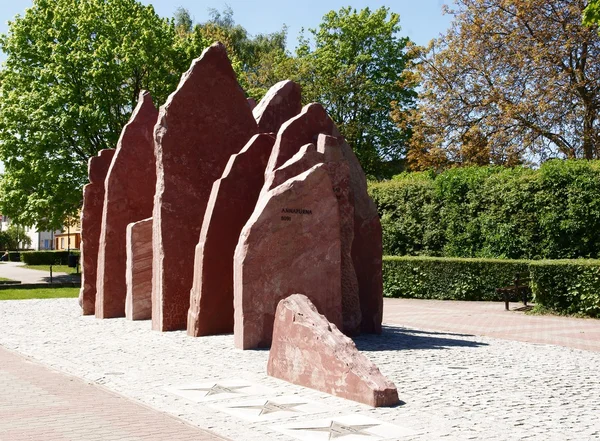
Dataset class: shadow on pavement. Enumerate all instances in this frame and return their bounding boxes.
[40,274,81,284]
[354,325,488,351]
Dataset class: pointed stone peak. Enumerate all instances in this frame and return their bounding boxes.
[253,80,302,133]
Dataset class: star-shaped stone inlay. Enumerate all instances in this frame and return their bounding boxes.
[180,384,248,397]
[229,400,306,416]
[291,421,381,440]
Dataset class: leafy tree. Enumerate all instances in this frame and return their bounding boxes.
[400,0,600,171]
[584,0,600,25]
[293,7,416,178]
[0,0,194,230]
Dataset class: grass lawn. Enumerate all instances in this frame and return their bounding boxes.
[0,277,16,281]
[23,264,79,275]
[0,287,79,301]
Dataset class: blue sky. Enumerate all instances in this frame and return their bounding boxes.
[0,1,453,57]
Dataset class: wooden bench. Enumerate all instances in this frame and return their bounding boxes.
[495,272,531,311]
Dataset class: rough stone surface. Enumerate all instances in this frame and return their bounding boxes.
[153,43,258,332]
[264,143,323,192]
[265,136,361,335]
[340,140,383,334]
[253,80,302,134]
[95,92,158,319]
[187,133,275,337]
[267,294,399,407]
[263,103,339,180]
[125,218,153,321]
[78,149,115,316]
[234,164,342,349]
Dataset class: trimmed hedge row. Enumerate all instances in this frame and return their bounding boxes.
[382,256,529,301]
[530,260,600,317]
[383,256,600,317]
[369,160,600,259]
[20,250,80,265]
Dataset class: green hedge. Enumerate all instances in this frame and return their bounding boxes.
[20,250,80,265]
[383,256,600,317]
[383,256,528,301]
[369,160,600,259]
[7,251,21,262]
[530,260,600,318]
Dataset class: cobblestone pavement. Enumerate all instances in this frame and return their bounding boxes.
[383,298,600,352]
[0,298,599,441]
[0,345,229,441]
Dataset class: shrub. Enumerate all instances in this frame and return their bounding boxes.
[20,250,80,266]
[529,260,600,317]
[369,172,442,256]
[370,160,600,259]
[382,256,600,317]
[8,251,20,262]
[382,256,528,301]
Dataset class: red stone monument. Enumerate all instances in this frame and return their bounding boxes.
[264,137,362,335]
[79,149,116,315]
[95,91,158,319]
[187,133,275,337]
[125,217,153,321]
[340,140,383,334]
[264,143,323,191]
[152,43,258,331]
[234,164,342,349]
[268,294,399,407]
[253,80,302,133]
[263,103,339,182]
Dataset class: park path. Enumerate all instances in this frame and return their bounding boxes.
[0,261,74,284]
[383,298,600,352]
[0,345,230,441]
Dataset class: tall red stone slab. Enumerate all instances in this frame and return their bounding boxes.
[234,164,342,349]
[187,133,275,337]
[95,91,158,319]
[78,149,116,316]
[317,135,362,335]
[265,136,361,335]
[340,139,383,334]
[153,43,258,332]
[267,294,399,407]
[125,217,153,321]
[253,80,302,133]
[263,103,339,181]
[264,143,323,191]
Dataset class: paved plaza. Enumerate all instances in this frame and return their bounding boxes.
[0,298,599,441]
[0,261,77,285]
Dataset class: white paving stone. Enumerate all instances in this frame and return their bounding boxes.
[0,298,599,441]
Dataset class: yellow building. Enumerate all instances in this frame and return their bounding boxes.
[54,215,81,251]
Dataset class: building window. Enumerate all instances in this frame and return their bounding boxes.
[61,238,64,249]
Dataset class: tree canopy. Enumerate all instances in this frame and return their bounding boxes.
[292,7,416,177]
[0,2,416,228]
[400,0,600,171]
[0,0,197,229]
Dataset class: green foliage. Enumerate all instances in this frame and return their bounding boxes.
[293,7,416,178]
[0,225,32,250]
[529,260,600,318]
[382,256,600,317]
[0,0,196,229]
[7,252,21,262]
[368,172,441,256]
[20,250,79,266]
[382,256,528,300]
[583,0,600,25]
[370,160,600,259]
